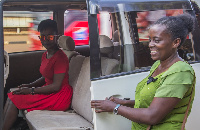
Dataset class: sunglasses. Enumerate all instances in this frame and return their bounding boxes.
[38,35,60,41]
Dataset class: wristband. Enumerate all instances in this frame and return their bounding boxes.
[31,87,35,95]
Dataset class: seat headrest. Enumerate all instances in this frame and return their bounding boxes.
[113,30,119,42]
[99,35,113,54]
[58,36,75,51]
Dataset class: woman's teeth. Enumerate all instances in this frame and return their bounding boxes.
[151,51,157,53]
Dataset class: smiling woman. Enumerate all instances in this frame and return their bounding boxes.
[91,13,196,130]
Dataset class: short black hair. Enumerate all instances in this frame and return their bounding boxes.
[37,19,58,33]
[152,13,195,47]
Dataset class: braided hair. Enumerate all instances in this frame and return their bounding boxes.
[152,13,195,47]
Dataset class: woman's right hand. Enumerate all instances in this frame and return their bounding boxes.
[108,97,125,105]
[18,84,31,88]
[109,96,135,107]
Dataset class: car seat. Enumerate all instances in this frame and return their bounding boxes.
[58,35,79,61]
[99,35,119,75]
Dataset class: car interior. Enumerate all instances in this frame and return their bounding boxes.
[2,0,200,130]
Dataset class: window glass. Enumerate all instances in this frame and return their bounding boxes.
[133,10,195,69]
[64,10,102,46]
[4,10,100,53]
[97,11,122,77]
[99,9,196,77]
[64,10,88,46]
[4,11,52,53]
[99,11,136,77]
[92,9,197,78]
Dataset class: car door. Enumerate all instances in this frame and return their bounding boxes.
[88,0,200,130]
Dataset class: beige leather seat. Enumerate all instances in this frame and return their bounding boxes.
[112,30,121,60]
[4,50,9,87]
[99,35,119,75]
[58,35,86,87]
[112,30,119,46]
[58,35,79,61]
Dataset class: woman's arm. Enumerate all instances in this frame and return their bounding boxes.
[91,97,180,125]
[14,50,69,95]
[28,77,46,87]
[14,73,65,95]
[118,97,181,125]
[18,77,46,88]
[34,73,65,94]
[109,97,135,107]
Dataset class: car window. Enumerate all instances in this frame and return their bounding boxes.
[97,9,197,78]
[4,11,52,53]
[135,9,195,68]
[64,10,89,46]
[64,10,105,46]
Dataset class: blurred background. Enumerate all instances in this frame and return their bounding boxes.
[3,0,200,53]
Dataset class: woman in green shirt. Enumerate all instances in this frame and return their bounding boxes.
[91,13,196,130]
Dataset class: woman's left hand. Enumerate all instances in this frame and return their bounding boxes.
[91,98,117,113]
[12,87,31,95]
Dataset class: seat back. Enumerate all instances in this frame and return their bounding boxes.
[71,57,93,123]
[99,35,119,75]
[68,55,85,88]
[112,30,120,45]
[4,50,9,87]
[58,35,79,61]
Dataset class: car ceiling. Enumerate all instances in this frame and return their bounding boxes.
[2,0,87,11]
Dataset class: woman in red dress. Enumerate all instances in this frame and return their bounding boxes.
[3,19,73,130]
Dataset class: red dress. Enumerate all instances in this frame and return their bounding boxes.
[8,49,73,112]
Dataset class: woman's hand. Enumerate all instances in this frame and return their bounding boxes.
[91,99,117,113]
[18,84,31,88]
[109,97,124,105]
[109,97,135,107]
[13,87,31,95]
